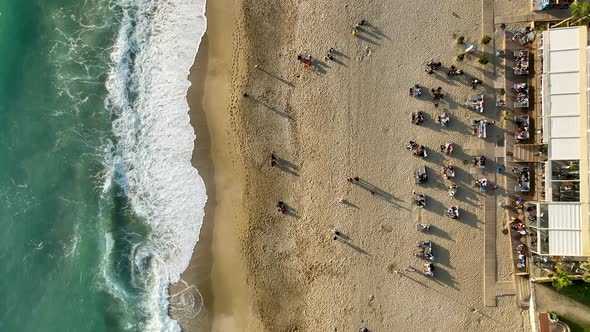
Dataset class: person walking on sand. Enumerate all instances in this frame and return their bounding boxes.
[332,229,342,241]
[354,176,360,182]
[270,153,277,167]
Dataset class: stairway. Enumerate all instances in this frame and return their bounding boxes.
[512,144,546,163]
[515,275,531,308]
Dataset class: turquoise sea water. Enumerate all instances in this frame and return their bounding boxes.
[0,1,206,331]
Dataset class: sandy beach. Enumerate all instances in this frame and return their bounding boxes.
[177,0,534,331]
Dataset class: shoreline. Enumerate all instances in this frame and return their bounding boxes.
[171,0,258,330]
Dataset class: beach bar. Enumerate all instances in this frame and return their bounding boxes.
[529,26,590,259]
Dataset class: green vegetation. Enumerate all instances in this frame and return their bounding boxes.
[583,263,590,283]
[478,55,489,65]
[571,0,590,26]
[457,53,465,61]
[481,35,492,45]
[535,24,548,32]
[457,35,465,44]
[552,280,590,306]
[552,263,574,290]
[558,315,590,332]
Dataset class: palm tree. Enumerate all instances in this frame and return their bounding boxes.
[582,262,590,283]
[553,0,590,27]
[552,263,573,290]
[570,0,590,26]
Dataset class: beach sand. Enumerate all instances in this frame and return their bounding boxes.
[176,0,533,331]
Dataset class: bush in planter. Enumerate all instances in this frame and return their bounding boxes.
[457,35,465,44]
[478,55,489,65]
[552,263,573,290]
[481,35,492,45]
[457,53,465,61]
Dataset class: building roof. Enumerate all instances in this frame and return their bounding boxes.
[540,26,590,257]
[542,27,582,161]
[547,203,582,256]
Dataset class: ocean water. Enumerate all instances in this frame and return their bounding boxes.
[0,0,207,331]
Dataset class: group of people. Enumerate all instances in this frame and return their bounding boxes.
[411,111,424,125]
[296,54,313,68]
[515,115,530,141]
[406,141,427,158]
[470,155,487,167]
[431,87,444,107]
[351,19,368,36]
[439,142,454,155]
[425,58,442,74]
[324,48,336,62]
[409,83,422,97]
[447,65,463,76]
[514,50,529,74]
[436,112,449,126]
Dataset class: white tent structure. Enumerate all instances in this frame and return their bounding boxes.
[535,26,590,257]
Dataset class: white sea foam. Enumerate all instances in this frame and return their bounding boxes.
[105,0,207,330]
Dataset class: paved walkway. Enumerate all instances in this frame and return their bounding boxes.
[482,0,499,308]
[496,10,570,24]
[502,32,534,309]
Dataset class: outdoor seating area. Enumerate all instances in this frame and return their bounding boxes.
[471,119,487,138]
[512,83,529,108]
[464,94,484,113]
[531,253,589,280]
[514,115,530,141]
[510,217,530,274]
[514,167,531,192]
[514,50,529,75]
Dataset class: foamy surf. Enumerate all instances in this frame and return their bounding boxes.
[104,0,207,330]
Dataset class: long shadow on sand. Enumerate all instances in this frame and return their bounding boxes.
[354,29,382,46]
[283,203,300,219]
[255,66,295,87]
[433,243,453,269]
[457,208,481,229]
[429,225,454,241]
[451,179,480,207]
[274,155,299,176]
[340,199,360,209]
[354,179,406,209]
[336,238,370,255]
[250,97,291,119]
[423,195,446,216]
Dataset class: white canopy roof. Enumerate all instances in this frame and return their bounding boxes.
[542,27,582,160]
[547,203,582,256]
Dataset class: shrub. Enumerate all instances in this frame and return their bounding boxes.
[481,35,492,45]
[552,263,574,290]
[457,36,465,44]
[457,53,465,61]
[478,55,489,65]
